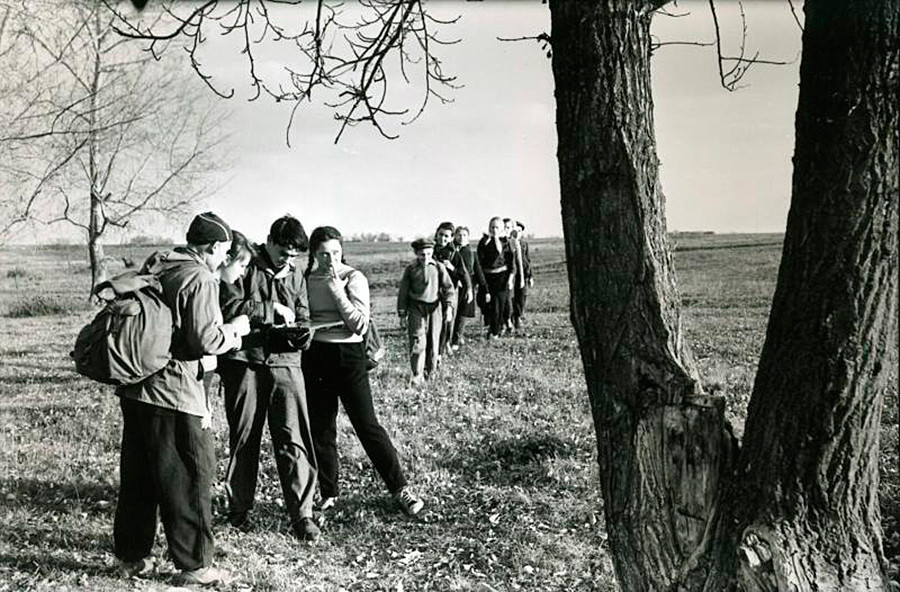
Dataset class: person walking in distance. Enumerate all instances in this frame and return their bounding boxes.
[450,225,484,349]
[510,220,532,330]
[433,221,470,356]
[217,215,321,542]
[397,238,455,386]
[114,212,249,586]
[302,226,425,516]
[477,217,516,339]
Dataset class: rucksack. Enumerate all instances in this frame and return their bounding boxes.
[71,271,173,386]
[364,318,385,371]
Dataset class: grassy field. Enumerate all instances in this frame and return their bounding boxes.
[0,234,896,592]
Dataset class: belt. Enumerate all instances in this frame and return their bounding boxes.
[483,265,508,274]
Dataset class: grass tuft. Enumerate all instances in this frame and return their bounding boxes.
[4,295,72,318]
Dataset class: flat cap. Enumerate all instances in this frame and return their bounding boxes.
[186,212,233,244]
[410,237,435,250]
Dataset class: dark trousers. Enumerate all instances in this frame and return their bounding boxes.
[114,397,214,571]
[452,313,468,345]
[302,341,406,498]
[485,271,511,336]
[219,360,317,522]
[512,283,528,326]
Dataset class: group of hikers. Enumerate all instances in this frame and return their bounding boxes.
[110,211,533,586]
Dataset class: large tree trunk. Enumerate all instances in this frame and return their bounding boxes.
[706,1,898,590]
[550,0,897,590]
[549,2,732,590]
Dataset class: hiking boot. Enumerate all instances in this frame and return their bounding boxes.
[292,517,321,542]
[227,510,254,532]
[174,565,232,587]
[118,556,155,578]
[394,487,425,516]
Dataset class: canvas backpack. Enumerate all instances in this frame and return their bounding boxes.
[71,271,173,386]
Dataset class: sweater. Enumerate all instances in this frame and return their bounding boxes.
[306,265,368,344]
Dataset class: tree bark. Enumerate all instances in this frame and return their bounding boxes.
[706,1,899,590]
[549,2,732,590]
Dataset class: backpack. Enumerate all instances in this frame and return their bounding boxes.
[363,318,385,371]
[71,271,173,386]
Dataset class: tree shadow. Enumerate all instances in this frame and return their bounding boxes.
[2,477,118,516]
[437,432,579,487]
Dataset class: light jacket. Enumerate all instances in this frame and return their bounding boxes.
[117,247,237,418]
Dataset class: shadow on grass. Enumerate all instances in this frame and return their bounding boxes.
[438,432,579,487]
[0,373,82,387]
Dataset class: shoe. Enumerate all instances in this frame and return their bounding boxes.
[394,487,425,516]
[488,334,500,341]
[118,556,155,578]
[292,517,321,542]
[175,565,232,586]
[409,375,426,388]
[450,344,460,352]
[318,496,338,511]
[228,510,254,532]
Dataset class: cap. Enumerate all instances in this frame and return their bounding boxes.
[410,237,435,251]
[186,212,233,244]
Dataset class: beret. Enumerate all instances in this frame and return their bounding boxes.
[186,212,233,244]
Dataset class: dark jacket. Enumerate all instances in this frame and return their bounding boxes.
[519,238,532,281]
[397,259,455,316]
[118,248,236,417]
[434,243,472,297]
[476,235,516,278]
[220,244,310,367]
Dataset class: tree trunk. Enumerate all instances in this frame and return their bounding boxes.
[549,2,732,590]
[706,1,898,590]
[88,191,106,294]
[550,0,897,590]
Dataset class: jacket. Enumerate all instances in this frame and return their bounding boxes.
[220,245,311,367]
[117,248,237,417]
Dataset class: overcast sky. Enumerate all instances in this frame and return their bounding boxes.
[21,0,804,243]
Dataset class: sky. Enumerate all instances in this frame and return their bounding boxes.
[12,0,806,243]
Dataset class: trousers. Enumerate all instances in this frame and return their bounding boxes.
[219,360,317,522]
[302,340,407,498]
[407,299,442,377]
[114,397,214,570]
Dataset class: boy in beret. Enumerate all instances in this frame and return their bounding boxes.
[217,214,321,542]
[397,238,455,387]
[115,212,249,586]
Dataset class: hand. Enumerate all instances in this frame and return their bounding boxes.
[507,278,515,291]
[528,278,534,288]
[485,293,491,304]
[227,314,251,337]
[231,336,243,352]
[273,302,296,325]
[467,289,474,304]
[201,415,212,430]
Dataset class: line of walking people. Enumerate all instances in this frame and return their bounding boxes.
[397,216,533,386]
[113,213,424,587]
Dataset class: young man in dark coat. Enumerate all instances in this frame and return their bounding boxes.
[217,215,321,542]
[115,212,248,586]
[477,216,517,339]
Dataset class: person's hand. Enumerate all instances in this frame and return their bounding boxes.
[467,289,474,304]
[507,277,515,291]
[519,278,525,289]
[227,314,251,337]
[231,336,243,352]
[485,292,491,304]
[528,278,534,288]
[273,302,296,324]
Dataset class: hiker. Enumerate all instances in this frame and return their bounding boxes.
[511,221,533,329]
[397,237,455,387]
[451,225,484,349]
[477,217,517,339]
[502,217,524,333]
[114,212,249,587]
[302,226,425,516]
[217,215,321,541]
[433,221,471,356]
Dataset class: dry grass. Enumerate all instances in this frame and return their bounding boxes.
[0,235,896,591]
